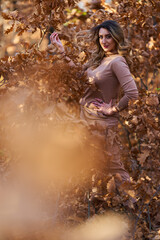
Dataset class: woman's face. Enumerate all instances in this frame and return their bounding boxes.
[99,28,117,54]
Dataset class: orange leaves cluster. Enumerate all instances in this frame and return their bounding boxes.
[0,48,88,106]
[124,90,160,181]
[2,0,79,36]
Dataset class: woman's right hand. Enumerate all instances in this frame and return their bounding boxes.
[50,32,65,53]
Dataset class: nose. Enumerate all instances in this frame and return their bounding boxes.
[102,37,106,44]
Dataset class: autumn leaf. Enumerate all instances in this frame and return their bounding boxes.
[5,23,15,34]
[137,149,150,166]
[107,177,116,193]
[146,96,159,106]
[1,11,13,20]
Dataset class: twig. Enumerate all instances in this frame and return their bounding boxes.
[145,69,149,88]
[147,205,152,231]
[0,77,7,87]
[132,185,160,239]
[145,185,160,207]
[140,78,148,90]
[118,117,131,148]
[138,138,141,152]
[132,202,144,240]
[38,29,47,49]
[148,0,155,6]
[87,191,91,218]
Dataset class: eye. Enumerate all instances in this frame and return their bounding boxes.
[106,35,112,39]
[99,36,103,39]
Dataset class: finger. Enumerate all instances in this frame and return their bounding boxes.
[93,104,102,109]
[97,111,102,116]
[101,102,107,106]
[51,32,56,36]
[50,32,56,39]
[50,37,56,44]
[91,103,98,107]
[94,98,103,103]
[96,107,103,111]
[109,99,112,104]
[94,98,101,100]
[50,35,58,44]
[55,35,59,41]
[50,32,57,41]
[92,102,102,106]
[50,35,55,42]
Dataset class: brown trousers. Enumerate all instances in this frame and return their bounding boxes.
[104,126,130,183]
[80,106,131,184]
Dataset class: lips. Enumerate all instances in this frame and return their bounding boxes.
[103,45,109,48]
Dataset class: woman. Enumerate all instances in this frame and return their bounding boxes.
[49,20,139,188]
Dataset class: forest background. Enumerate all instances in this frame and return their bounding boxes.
[0,0,159,239]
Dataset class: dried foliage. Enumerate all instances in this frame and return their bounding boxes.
[0,0,160,239]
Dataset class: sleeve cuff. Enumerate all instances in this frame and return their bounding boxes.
[115,105,121,112]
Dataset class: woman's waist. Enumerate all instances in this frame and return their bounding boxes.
[79,96,118,106]
[80,104,119,122]
[79,106,118,134]
[80,97,119,118]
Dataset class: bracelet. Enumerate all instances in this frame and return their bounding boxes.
[115,105,120,112]
[59,51,65,56]
[59,52,72,63]
[64,57,72,63]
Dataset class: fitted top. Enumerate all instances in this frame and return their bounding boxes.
[79,54,139,126]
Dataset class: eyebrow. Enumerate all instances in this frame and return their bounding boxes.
[99,33,111,36]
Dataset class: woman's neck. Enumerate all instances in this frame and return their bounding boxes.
[105,51,119,57]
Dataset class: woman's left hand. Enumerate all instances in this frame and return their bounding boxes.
[91,99,117,116]
[97,105,116,115]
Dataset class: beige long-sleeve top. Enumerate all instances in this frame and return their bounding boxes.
[79,54,139,126]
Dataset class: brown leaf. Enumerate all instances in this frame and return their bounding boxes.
[137,150,150,166]
[146,96,159,106]
[107,177,116,193]
[5,23,15,34]
[1,11,12,20]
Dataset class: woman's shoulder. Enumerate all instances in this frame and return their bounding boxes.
[110,55,126,63]
[110,55,128,70]
[102,55,126,66]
